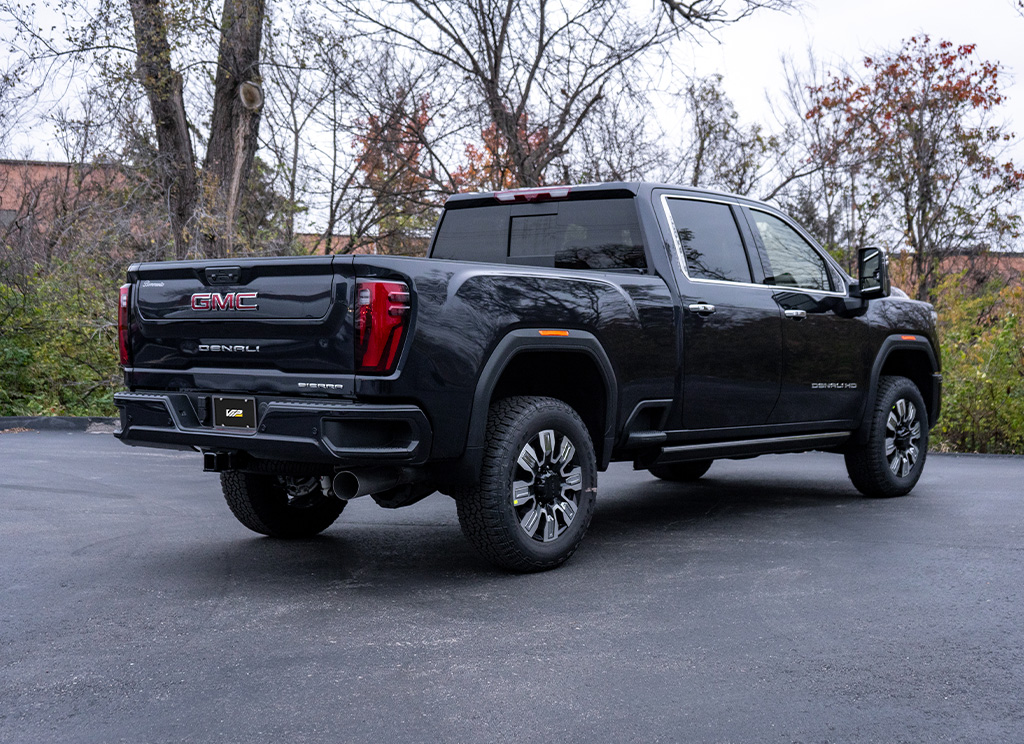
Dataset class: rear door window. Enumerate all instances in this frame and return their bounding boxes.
[663,198,753,283]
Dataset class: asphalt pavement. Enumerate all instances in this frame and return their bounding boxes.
[1,430,1022,743]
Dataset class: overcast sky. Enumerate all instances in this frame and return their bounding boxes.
[676,0,1024,155]
[9,0,1024,168]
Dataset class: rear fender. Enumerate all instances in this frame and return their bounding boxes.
[462,329,618,475]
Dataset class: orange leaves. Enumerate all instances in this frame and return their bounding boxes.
[354,93,433,196]
[802,35,1022,300]
[451,117,548,192]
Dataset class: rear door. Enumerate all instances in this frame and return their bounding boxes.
[657,193,783,430]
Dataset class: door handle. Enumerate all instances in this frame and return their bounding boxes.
[784,309,807,320]
[688,303,716,316]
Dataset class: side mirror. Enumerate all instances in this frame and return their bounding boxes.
[854,246,890,300]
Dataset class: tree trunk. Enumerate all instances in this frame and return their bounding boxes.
[128,0,198,260]
[203,0,266,258]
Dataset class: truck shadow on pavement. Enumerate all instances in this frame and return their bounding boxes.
[591,473,864,533]
[137,470,869,592]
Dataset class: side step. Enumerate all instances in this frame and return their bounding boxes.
[647,431,852,465]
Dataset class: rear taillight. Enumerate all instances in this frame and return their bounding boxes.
[354,280,410,373]
[118,284,131,366]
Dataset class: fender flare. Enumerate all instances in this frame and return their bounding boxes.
[856,334,941,445]
[464,329,618,469]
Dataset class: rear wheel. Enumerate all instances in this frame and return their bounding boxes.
[845,375,929,498]
[221,472,345,537]
[648,460,713,482]
[456,396,597,572]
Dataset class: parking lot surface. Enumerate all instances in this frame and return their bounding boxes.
[2,430,1022,743]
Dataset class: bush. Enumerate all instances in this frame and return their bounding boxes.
[931,274,1024,454]
[0,260,121,417]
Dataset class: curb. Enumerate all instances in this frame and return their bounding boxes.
[0,416,117,432]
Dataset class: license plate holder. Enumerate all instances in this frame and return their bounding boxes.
[213,396,257,429]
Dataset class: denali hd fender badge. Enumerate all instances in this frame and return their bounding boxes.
[198,344,261,353]
[191,292,258,311]
[812,382,858,389]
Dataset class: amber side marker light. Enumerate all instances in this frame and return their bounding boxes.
[539,330,570,337]
[901,335,918,341]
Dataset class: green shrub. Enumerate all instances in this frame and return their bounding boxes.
[931,275,1024,454]
[0,260,121,417]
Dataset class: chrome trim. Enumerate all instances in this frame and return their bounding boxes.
[688,303,716,315]
[658,193,850,299]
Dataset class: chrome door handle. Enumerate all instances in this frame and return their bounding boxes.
[688,303,716,316]
[784,309,807,320]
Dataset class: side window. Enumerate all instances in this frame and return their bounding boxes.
[509,199,647,271]
[664,198,752,283]
[749,211,833,292]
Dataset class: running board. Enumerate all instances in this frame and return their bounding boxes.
[649,431,851,465]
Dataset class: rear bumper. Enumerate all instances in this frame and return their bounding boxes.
[113,391,432,466]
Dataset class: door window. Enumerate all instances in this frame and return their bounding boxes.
[748,211,833,292]
[664,198,752,283]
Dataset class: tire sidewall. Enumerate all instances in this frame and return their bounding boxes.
[872,378,929,494]
[494,402,597,565]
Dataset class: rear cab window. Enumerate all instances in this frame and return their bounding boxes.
[661,196,754,283]
[431,197,647,272]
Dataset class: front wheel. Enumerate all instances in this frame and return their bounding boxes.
[221,472,345,537]
[845,375,929,498]
[456,396,597,572]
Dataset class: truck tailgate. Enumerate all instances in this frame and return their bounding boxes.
[126,256,355,391]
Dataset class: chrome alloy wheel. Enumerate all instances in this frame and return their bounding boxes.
[885,398,921,478]
[511,429,583,543]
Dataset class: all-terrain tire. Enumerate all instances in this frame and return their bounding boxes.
[455,396,597,572]
[221,471,345,537]
[648,460,713,482]
[845,375,929,498]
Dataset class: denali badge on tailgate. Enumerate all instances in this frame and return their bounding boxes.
[213,397,257,428]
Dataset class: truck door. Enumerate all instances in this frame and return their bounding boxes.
[659,195,783,430]
[740,207,868,426]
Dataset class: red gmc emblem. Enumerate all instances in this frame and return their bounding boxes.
[190,292,259,311]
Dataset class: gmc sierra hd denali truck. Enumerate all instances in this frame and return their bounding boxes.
[114,182,941,571]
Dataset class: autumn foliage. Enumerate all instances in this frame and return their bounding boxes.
[806,37,1024,300]
[451,119,549,192]
[350,94,437,253]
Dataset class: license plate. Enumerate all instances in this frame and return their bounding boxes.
[213,397,257,428]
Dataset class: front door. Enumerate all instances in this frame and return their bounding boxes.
[741,207,868,425]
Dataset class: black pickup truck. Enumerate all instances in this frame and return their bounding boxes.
[114,182,941,571]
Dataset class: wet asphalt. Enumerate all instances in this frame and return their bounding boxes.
[1,429,1022,743]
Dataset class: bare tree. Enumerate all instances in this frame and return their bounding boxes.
[2,0,268,258]
[664,73,779,195]
[201,0,266,257]
[765,53,878,270]
[335,0,796,189]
